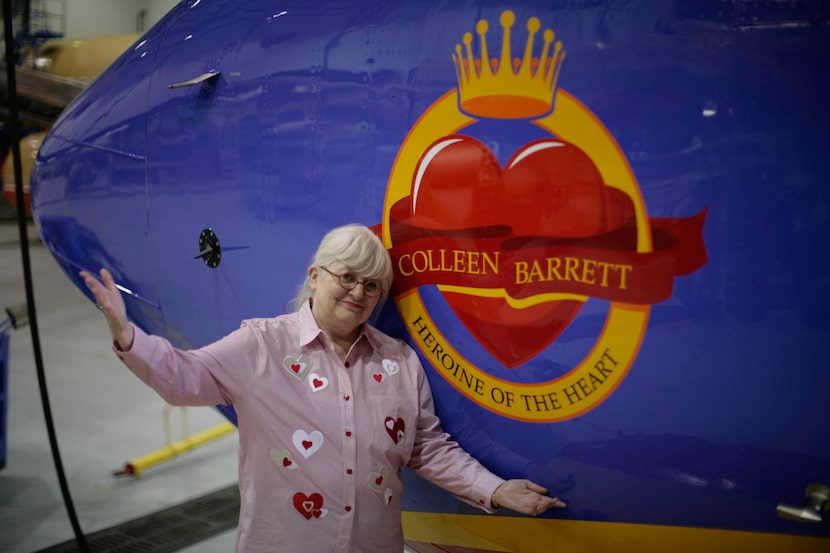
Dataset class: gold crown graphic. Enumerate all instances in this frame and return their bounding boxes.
[452,10,565,119]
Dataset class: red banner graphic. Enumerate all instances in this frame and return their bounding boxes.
[387,198,708,305]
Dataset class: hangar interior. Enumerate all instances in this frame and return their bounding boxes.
[1,1,242,552]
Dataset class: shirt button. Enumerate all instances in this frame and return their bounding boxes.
[345,431,352,437]
[346,469,353,475]
[345,361,351,368]
[343,394,350,401]
[345,505,352,512]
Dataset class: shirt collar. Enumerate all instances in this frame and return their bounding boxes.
[298,300,381,352]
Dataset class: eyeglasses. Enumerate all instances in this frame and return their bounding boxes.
[318,266,385,297]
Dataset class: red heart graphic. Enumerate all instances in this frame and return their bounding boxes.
[293,492,323,520]
[302,440,313,450]
[291,363,301,373]
[283,458,293,467]
[408,135,631,367]
[384,417,405,445]
[373,373,383,383]
[375,476,383,486]
[312,378,323,388]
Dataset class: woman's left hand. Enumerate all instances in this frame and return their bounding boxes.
[492,479,566,516]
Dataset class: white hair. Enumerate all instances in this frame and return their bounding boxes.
[289,224,393,312]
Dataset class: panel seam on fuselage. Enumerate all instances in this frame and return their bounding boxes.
[49,134,146,160]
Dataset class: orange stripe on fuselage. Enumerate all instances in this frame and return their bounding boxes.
[402,512,829,552]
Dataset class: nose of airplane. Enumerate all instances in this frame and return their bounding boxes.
[30,29,166,333]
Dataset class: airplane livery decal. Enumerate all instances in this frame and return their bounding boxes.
[382,10,708,422]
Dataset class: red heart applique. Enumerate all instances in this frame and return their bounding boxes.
[373,373,384,383]
[406,135,631,367]
[291,363,301,373]
[384,416,405,445]
[302,440,313,450]
[293,492,324,520]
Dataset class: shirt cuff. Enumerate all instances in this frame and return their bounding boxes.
[475,473,506,514]
[112,323,139,355]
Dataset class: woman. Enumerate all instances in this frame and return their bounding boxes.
[81,224,565,553]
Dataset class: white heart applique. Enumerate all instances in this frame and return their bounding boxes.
[308,373,329,393]
[292,429,324,459]
[270,448,298,469]
[284,354,312,381]
[382,359,400,377]
[368,465,390,493]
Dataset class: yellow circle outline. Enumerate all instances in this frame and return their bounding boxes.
[383,90,651,422]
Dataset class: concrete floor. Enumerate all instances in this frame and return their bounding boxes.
[0,217,241,552]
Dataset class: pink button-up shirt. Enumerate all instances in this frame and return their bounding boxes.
[116,302,504,552]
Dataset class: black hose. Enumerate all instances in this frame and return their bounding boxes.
[1,2,89,551]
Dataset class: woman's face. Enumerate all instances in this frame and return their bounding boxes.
[308,261,382,340]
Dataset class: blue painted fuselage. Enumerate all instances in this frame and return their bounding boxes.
[30,0,830,548]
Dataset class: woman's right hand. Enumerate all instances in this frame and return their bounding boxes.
[80,268,135,351]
